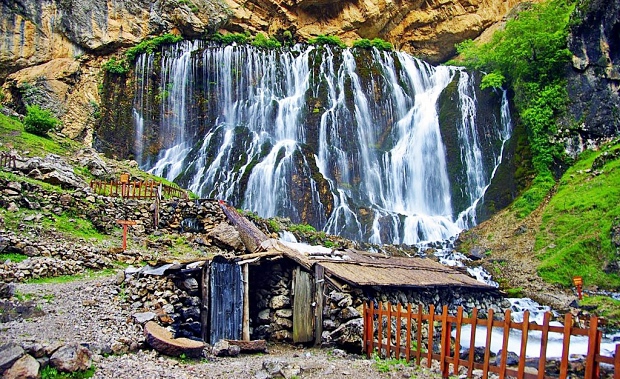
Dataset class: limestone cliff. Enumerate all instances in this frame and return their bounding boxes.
[0,0,228,141]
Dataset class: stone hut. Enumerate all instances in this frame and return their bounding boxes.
[138,201,505,352]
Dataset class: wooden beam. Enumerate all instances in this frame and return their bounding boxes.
[314,265,325,346]
[242,263,250,341]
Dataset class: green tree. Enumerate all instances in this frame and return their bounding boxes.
[23,105,60,136]
[455,0,576,217]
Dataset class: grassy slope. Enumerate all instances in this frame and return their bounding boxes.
[535,142,620,288]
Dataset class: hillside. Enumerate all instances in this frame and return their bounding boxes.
[457,139,620,311]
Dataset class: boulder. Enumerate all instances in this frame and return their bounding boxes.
[133,311,157,324]
[208,222,245,251]
[0,344,24,374]
[211,340,240,357]
[0,282,15,299]
[329,318,363,352]
[2,354,39,379]
[144,321,205,358]
[49,344,92,373]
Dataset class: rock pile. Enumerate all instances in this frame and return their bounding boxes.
[0,342,92,379]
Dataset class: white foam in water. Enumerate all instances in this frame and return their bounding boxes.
[278,231,297,243]
[454,298,620,359]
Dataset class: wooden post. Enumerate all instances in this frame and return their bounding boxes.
[242,263,250,341]
[378,302,383,357]
[517,311,530,378]
[538,312,551,379]
[406,304,412,363]
[396,303,402,359]
[453,307,464,376]
[483,308,494,379]
[499,309,511,379]
[427,304,435,368]
[200,263,210,342]
[416,304,423,365]
[386,303,392,358]
[560,313,573,378]
[440,305,450,378]
[584,316,599,378]
[116,220,137,250]
[614,344,620,379]
[314,265,324,347]
[468,308,478,378]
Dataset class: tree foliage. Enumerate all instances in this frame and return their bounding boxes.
[23,105,60,136]
[352,38,393,51]
[455,0,576,217]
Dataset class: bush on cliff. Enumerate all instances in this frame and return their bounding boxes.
[23,105,60,137]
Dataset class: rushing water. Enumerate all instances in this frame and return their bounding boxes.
[133,42,513,245]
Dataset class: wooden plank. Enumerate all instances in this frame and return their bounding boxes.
[483,309,494,379]
[518,311,530,378]
[499,309,511,379]
[368,302,375,357]
[453,307,463,376]
[242,264,250,341]
[584,316,599,378]
[406,304,412,363]
[467,308,478,378]
[293,267,314,343]
[560,313,572,378]
[209,257,243,344]
[314,265,325,347]
[538,312,551,379]
[200,263,210,342]
[416,304,423,365]
[225,339,267,353]
[427,304,435,368]
[386,303,392,358]
[219,200,269,253]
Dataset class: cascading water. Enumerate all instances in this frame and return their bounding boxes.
[132,42,513,245]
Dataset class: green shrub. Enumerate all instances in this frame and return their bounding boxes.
[252,33,282,49]
[23,105,60,136]
[308,35,346,48]
[211,32,250,45]
[480,72,505,90]
[101,57,129,74]
[352,38,373,49]
[125,33,183,62]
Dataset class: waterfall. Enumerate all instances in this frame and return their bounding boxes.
[132,43,513,245]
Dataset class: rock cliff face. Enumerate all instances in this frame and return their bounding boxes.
[0,0,531,141]
[0,0,229,141]
[565,0,620,153]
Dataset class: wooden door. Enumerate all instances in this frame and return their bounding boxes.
[209,257,243,344]
[293,267,314,343]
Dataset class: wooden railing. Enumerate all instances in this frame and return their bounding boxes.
[0,152,16,169]
[89,179,188,199]
[363,302,620,379]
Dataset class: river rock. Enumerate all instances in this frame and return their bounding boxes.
[2,354,39,379]
[50,344,92,372]
[0,282,15,298]
[133,311,157,324]
[270,295,290,310]
[212,340,241,357]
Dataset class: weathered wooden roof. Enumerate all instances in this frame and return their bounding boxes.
[238,240,491,290]
[219,201,491,290]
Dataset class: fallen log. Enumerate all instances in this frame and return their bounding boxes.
[225,339,268,354]
[144,321,205,357]
[219,200,269,253]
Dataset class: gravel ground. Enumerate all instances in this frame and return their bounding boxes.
[0,274,445,378]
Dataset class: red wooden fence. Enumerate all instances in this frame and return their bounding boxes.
[0,153,16,169]
[363,302,620,379]
[89,179,188,199]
